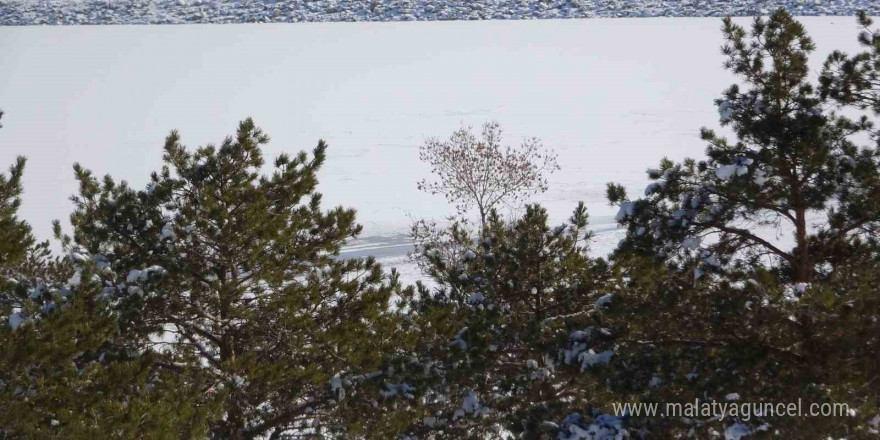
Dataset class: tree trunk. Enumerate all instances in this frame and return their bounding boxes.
[219,269,244,440]
[793,208,811,283]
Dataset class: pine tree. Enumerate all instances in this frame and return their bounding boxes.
[586,247,879,439]
[607,10,880,283]
[594,12,880,439]
[399,204,620,439]
[66,118,411,439]
[0,160,32,272]
[0,154,214,439]
[822,11,880,117]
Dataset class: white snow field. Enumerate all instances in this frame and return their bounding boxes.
[0,17,865,283]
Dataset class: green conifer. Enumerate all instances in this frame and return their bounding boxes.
[66,118,410,439]
[401,204,617,439]
[0,112,215,439]
[607,10,880,283]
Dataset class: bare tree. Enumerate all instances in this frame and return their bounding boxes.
[417,121,559,226]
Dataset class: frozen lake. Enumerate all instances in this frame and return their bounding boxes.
[0,17,863,282]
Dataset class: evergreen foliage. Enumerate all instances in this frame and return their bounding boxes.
[598,10,880,439]
[399,204,620,439]
[2,10,880,440]
[0,116,215,439]
[822,11,880,117]
[607,10,880,283]
[64,118,412,439]
[592,250,880,439]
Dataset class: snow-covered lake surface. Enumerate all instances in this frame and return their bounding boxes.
[0,18,863,283]
[1,0,877,25]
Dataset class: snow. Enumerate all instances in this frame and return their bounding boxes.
[527,359,551,380]
[704,254,722,268]
[453,390,482,421]
[126,270,145,283]
[715,163,749,180]
[783,282,810,301]
[839,155,857,168]
[559,413,626,440]
[160,221,176,240]
[718,100,734,123]
[716,157,754,180]
[8,312,26,330]
[644,181,665,195]
[595,294,613,309]
[752,167,768,186]
[681,236,701,250]
[569,329,592,341]
[449,327,468,351]
[869,415,880,434]
[578,349,614,370]
[724,423,752,440]
[0,18,863,286]
[28,285,44,300]
[329,375,345,400]
[1,1,876,25]
[615,201,636,222]
[466,292,485,304]
[125,266,167,283]
[379,383,416,399]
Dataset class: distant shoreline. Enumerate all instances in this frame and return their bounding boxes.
[1,0,877,26]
